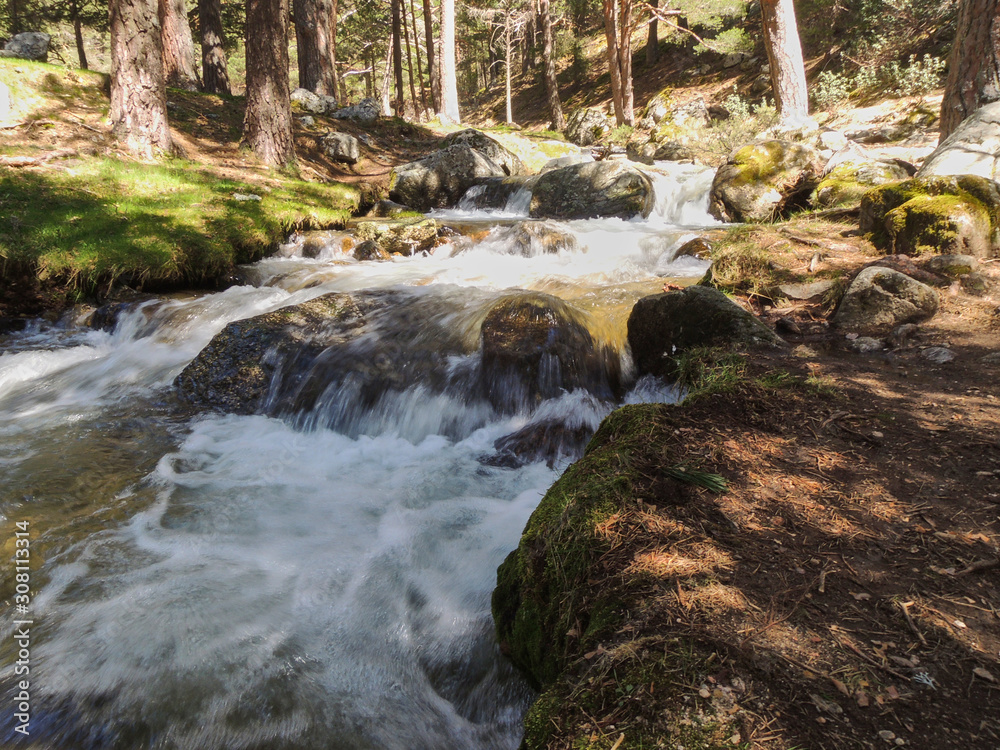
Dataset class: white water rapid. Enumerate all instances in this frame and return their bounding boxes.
[0,161,717,749]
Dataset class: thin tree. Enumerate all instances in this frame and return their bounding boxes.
[159,0,201,90]
[409,0,429,114]
[602,0,635,125]
[423,0,439,112]
[760,0,809,126]
[439,0,460,122]
[940,0,1000,139]
[646,0,658,65]
[69,0,88,68]
[401,0,421,117]
[391,0,405,115]
[199,0,230,94]
[242,0,295,167]
[293,0,337,95]
[110,0,173,158]
[539,0,564,130]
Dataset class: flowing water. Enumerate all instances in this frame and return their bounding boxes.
[0,161,718,749]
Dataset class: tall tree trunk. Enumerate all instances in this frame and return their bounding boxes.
[940,0,1000,139]
[540,0,564,130]
[409,0,429,114]
[159,0,200,90]
[402,0,420,117]
[293,0,336,95]
[602,0,633,125]
[110,0,173,158]
[440,0,460,122]
[391,0,405,116]
[423,0,439,112]
[7,0,21,35]
[505,9,513,123]
[331,0,344,101]
[71,0,88,69]
[199,0,230,94]
[242,0,295,167]
[619,0,633,122]
[381,35,393,115]
[646,0,659,65]
[760,0,809,126]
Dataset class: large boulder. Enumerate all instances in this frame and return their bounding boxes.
[439,129,524,176]
[389,144,508,211]
[290,88,337,114]
[479,293,620,413]
[565,107,613,147]
[331,97,381,122]
[709,140,825,222]
[175,291,474,418]
[0,32,50,61]
[918,101,1000,181]
[529,161,654,220]
[859,175,1000,257]
[627,286,784,379]
[832,267,939,333]
[321,132,360,164]
[811,160,911,209]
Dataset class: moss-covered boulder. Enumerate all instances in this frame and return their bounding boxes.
[479,292,620,413]
[439,128,525,176]
[389,144,507,211]
[565,107,612,147]
[353,217,438,256]
[627,286,784,379]
[859,175,1000,257]
[832,266,939,333]
[811,160,910,209]
[709,140,824,222]
[529,161,654,220]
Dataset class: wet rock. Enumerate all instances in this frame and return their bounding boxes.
[565,107,613,147]
[859,175,1000,258]
[330,97,381,122]
[352,239,390,261]
[918,101,1000,181]
[1,32,50,61]
[321,132,360,164]
[458,175,536,211]
[673,236,713,259]
[832,267,939,333]
[354,217,438,256]
[710,140,824,222]
[529,161,654,220]
[812,160,911,209]
[0,317,28,334]
[484,420,594,469]
[366,199,416,218]
[479,293,620,413]
[439,129,524,176]
[492,221,578,257]
[627,286,784,379]
[389,144,508,211]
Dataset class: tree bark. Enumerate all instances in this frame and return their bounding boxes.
[505,8,513,123]
[602,0,633,125]
[940,0,1000,139]
[646,0,659,65]
[71,0,88,69]
[199,0,230,94]
[423,0,439,112]
[409,0,429,114]
[159,0,201,90]
[242,0,295,167]
[391,0,405,116]
[760,0,809,126]
[332,0,345,102]
[440,0,460,122]
[402,0,420,117]
[110,0,173,158]
[292,0,336,95]
[540,0,564,130]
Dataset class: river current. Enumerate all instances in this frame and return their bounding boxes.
[0,161,718,749]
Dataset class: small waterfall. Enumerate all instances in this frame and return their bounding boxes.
[501,187,532,217]
[645,161,720,226]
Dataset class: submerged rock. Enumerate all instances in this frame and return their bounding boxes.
[832,267,939,333]
[529,161,654,220]
[479,293,620,413]
[485,420,594,469]
[627,286,784,379]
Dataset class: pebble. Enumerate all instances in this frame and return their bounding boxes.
[921,346,955,364]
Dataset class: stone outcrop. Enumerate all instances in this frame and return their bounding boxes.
[389,144,508,211]
[439,129,524,176]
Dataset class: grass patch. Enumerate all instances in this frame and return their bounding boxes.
[0,158,359,294]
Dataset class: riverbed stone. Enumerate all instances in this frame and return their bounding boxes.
[479,292,620,413]
[627,286,784,379]
[529,161,654,220]
[353,217,438,256]
[389,144,508,211]
[709,140,824,222]
[832,267,939,333]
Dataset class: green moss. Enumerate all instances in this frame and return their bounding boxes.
[884,194,986,255]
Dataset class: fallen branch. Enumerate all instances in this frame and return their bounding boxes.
[955,558,1000,577]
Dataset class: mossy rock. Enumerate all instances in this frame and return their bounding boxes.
[627,286,784,379]
[859,175,1000,257]
[709,140,824,222]
[353,217,438,256]
[643,86,674,123]
[811,160,910,209]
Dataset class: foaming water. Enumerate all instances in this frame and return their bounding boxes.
[0,161,713,749]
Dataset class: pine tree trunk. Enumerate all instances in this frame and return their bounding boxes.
[72,0,89,69]
[110,0,173,158]
[199,0,230,94]
[540,0,564,130]
[646,0,659,65]
[603,0,625,125]
[618,0,633,124]
[293,0,336,95]
[940,0,1000,139]
[159,0,201,90]
[402,0,420,117]
[332,0,344,102]
[381,35,393,115]
[440,0,460,122]
[505,10,513,123]
[409,0,429,114]
[760,0,809,126]
[391,0,405,116]
[242,0,295,167]
[423,0,439,112]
